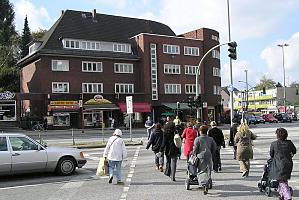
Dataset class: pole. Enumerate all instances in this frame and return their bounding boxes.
[245,69,248,111]
[196,42,229,120]
[102,111,104,142]
[227,0,234,126]
[282,47,286,112]
[129,113,132,142]
[72,128,75,145]
[81,92,84,133]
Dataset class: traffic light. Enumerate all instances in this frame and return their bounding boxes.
[177,102,180,110]
[187,96,193,108]
[194,96,202,108]
[228,41,237,60]
[262,87,266,94]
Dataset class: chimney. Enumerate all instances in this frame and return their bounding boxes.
[92,9,96,18]
[61,10,64,16]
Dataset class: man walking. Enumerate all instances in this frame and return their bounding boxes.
[208,121,225,172]
[145,116,154,140]
[229,118,239,159]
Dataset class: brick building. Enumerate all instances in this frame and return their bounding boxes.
[17,9,222,129]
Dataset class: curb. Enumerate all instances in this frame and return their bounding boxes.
[71,140,144,149]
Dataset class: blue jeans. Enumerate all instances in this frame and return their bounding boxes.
[108,160,122,181]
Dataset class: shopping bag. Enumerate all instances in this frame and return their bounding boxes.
[96,157,109,176]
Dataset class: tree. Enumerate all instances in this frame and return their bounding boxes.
[255,76,276,90]
[20,15,32,58]
[0,0,19,92]
[32,28,47,41]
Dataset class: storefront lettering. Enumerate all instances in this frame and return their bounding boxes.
[0,91,15,100]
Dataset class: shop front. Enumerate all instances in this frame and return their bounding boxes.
[48,100,80,128]
[0,91,16,121]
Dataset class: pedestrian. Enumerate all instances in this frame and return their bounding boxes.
[193,125,216,195]
[208,121,225,172]
[146,123,164,172]
[234,123,256,178]
[269,128,296,200]
[182,122,197,160]
[103,129,127,185]
[145,116,154,140]
[160,120,179,181]
[229,118,239,159]
[43,117,48,131]
[173,115,181,126]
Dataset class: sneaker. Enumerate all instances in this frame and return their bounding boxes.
[108,176,113,184]
[203,185,208,195]
[242,171,249,178]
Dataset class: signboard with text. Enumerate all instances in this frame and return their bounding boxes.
[126,96,133,114]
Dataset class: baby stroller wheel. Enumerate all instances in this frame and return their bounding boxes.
[265,187,271,197]
[185,179,190,190]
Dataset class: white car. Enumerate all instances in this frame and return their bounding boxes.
[0,133,87,176]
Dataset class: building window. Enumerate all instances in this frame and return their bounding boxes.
[82,83,103,93]
[163,44,180,55]
[184,46,199,56]
[52,60,69,71]
[185,84,201,94]
[185,65,199,75]
[150,43,158,101]
[164,84,181,94]
[213,67,221,77]
[114,63,133,73]
[164,64,180,74]
[113,43,131,53]
[212,50,220,59]
[211,35,219,41]
[52,82,69,93]
[53,113,70,126]
[82,61,103,72]
[115,83,134,94]
[213,85,221,95]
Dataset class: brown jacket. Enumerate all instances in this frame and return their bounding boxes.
[234,130,256,160]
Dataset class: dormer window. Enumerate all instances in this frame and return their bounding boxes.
[28,42,42,55]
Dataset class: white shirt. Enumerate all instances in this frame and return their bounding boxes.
[103,135,127,161]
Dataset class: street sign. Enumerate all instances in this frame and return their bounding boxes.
[126,96,133,114]
[202,102,208,108]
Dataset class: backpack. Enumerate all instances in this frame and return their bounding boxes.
[174,133,182,148]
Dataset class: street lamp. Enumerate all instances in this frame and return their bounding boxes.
[277,43,289,112]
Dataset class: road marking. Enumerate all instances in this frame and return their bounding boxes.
[119,146,140,200]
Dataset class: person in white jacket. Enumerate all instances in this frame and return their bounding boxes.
[103,129,127,184]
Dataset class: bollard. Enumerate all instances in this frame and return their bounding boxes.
[72,128,75,145]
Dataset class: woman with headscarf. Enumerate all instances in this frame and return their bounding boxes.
[269,128,296,200]
[103,129,127,185]
[234,123,256,178]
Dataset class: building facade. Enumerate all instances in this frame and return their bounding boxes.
[17,9,222,128]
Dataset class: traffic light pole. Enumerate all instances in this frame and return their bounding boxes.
[196,42,230,120]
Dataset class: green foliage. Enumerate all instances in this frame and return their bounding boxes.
[255,75,276,90]
[20,16,32,58]
[0,66,19,92]
[32,28,47,41]
[0,0,16,46]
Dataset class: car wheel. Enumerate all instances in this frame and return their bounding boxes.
[56,157,76,176]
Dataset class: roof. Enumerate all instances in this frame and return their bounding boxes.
[18,9,176,66]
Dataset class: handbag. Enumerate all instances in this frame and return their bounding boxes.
[188,154,199,166]
[96,157,109,176]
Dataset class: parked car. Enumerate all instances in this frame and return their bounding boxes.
[247,115,257,125]
[0,133,87,176]
[273,113,292,123]
[255,116,266,124]
[262,114,278,123]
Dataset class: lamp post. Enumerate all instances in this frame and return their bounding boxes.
[277,43,289,113]
[244,69,248,111]
[226,0,234,126]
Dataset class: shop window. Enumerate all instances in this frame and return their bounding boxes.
[53,113,70,126]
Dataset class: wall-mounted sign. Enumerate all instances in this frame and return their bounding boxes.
[126,96,133,114]
[94,95,103,101]
[0,91,15,100]
[50,101,78,106]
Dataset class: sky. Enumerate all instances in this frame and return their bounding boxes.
[10,0,299,91]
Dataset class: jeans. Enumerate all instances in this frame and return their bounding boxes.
[213,146,221,171]
[164,155,178,180]
[155,152,164,166]
[108,160,122,181]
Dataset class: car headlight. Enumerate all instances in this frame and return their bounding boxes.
[80,151,85,159]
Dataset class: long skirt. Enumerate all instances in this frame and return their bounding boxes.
[197,158,212,186]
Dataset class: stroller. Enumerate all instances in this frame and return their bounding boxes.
[257,159,293,197]
[185,160,212,190]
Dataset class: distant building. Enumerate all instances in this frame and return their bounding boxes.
[17,9,222,128]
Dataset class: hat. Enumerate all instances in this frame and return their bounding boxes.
[113,129,122,136]
[210,121,217,126]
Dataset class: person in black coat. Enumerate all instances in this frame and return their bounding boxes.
[229,118,239,159]
[146,123,164,172]
[160,121,179,181]
[208,121,225,172]
[269,128,296,199]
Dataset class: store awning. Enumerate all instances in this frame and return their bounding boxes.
[118,102,151,113]
[162,103,190,110]
[48,105,80,112]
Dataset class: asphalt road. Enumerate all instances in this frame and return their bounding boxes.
[1,122,299,200]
